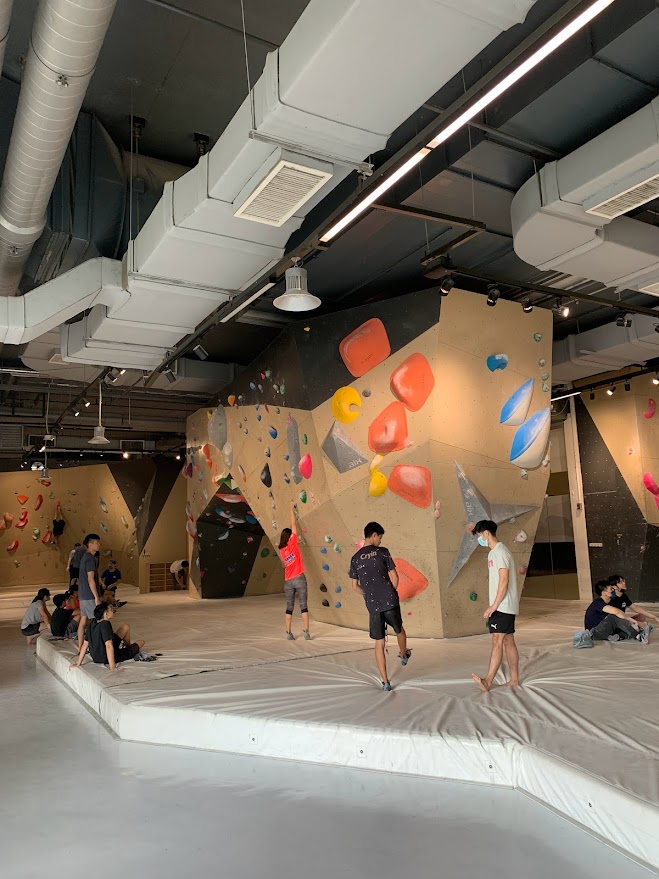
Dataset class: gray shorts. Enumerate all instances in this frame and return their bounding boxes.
[79,598,96,619]
[284,574,308,614]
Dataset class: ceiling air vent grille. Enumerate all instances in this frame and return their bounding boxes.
[234,160,332,227]
[120,439,145,452]
[0,425,24,451]
[586,174,659,220]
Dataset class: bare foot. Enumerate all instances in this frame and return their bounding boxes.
[471,673,490,692]
[505,680,521,688]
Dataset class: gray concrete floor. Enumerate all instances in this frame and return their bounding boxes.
[1,618,655,879]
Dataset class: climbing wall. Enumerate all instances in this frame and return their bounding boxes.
[185,288,552,637]
[0,464,139,590]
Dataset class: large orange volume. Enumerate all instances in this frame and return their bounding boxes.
[388,465,432,508]
[390,353,434,411]
[368,402,408,453]
[393,557,429,601]
[339,318,391,377]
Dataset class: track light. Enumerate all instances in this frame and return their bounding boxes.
[163,367,177,385]
[119,369,126,376]
[606,385,616,396]
[123,451,129,459]
[522,299,533,313]
[106,370,118,384]
[319,0,615,243]
[83,398,91,408]
[175,454,181,461]
[624,382,631,392]
[589,390,595,401]
[653,375,659,386]
[439,277,455,296]
[192,344,209,360]
[553,299,570,318]
[486,285,500,307]
[74,409,80,417]
[616,314,632,328]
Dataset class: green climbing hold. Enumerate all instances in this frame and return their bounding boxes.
[260,548,270,558]
[469,592,478,601]
[302,434,308,445]
[533,333,542,342]
[541,372,549,381]
[542,382,550,392]
[299,490,307,504]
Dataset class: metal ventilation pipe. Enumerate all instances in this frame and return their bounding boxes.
[0,0,117,296]
[0,1,14,74]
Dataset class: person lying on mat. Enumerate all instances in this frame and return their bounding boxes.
[349,521,411,692]
[50,593,80,640]
[69,602,153,671]
[608,574,659,626]
[21,588,51,645]
[585,581,650,644]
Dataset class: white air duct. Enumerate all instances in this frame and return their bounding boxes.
[0,0,118,295]
[512,95,659,295]
[0,0,14,75]
[5,0,538,369]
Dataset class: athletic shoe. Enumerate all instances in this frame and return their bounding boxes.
[286,632,295,640]
[638,624,651,645]
[399,649,412,665]
[134,650,157,662]
[303,629,311,641]
[607,635,620,642]
[116,601,128,608]
[382,681,392,692]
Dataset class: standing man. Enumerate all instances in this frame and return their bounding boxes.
[170,559,189,590]
[77,533,102,645]
[471,520,520,692]
[67,542,82,587]
[349,522,411,691]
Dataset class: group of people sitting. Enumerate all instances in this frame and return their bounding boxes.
[21,532,155,668]
[584,573,658,643]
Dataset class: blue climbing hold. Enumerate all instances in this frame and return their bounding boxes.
[486,353,509,372]
[322,564,330,571]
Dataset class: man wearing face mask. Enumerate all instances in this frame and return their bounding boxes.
[471,520,520,692]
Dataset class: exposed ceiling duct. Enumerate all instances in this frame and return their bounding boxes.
[0,0,14,74]
[1,0,538,371]
[0,0,118,296]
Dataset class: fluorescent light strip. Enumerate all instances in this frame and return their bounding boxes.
[220,282,275,323]
[320,0,615,243]
[551,390,581,402]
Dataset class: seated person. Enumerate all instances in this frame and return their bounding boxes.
[21,588,51,645]
[50,593,80,639]
[100,559,127,607]
[608,574,659,625]
[69,602,149,671]
[170,559,189,589]
[65,583,79,612]
[585,581,650,643]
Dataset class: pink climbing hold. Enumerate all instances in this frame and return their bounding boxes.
[644,398,656,419]
[642,472,659,496]
[299,453,313,480]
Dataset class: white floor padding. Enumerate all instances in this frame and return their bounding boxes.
[38,593,659,871]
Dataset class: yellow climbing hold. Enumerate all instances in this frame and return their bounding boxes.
[331,386,362,424]
[369,454,385,472]
[368,470,388,497]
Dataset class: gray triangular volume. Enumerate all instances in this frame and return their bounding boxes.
[322,421,368,474]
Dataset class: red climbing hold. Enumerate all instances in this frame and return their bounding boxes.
[393,557,429,601]
[17,495,28,505]
[390,353,435,411]
[6,540,18,552]
[388,465,432,508]
[34,495,43,511]
[368,402,409,453]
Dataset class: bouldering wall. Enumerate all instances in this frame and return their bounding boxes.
[576,376,659,603]
[137,473,188,592]
[185,288,552,637]
[0,464,139,590]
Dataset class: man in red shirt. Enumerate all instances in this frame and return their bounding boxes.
[278,502,311,640]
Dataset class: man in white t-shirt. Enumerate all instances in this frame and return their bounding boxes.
[470,519,520,692]
[170,559,189,590]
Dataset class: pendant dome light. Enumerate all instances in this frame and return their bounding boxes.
[273,259,321,312]
[88,381,110,445]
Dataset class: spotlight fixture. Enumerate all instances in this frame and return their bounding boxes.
[653,374,659,386]
[119,369,126,376]
[106,369,118,383]
[39,445,45,453]
[616,314,632,328]
[486,285,500,307]
[589,390,595,401]
[624,382,631,392]
[192,344,209,360]
[522,299,533,313]
[122,451,129,459]
[439,277,455,296]
[553,299,570,318]
[606,385,616,396]
[319,0,615,243]
[163,367,177,385]
[175,454,181,461]
[274,259,321,312]
[83,398,91,408]
[74,409,80,417]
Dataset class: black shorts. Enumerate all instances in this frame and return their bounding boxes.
[487,611,516,635]
[112,634,140,663]
[21,623,41,637]
[69,567,79,582]
[369,605,403,640]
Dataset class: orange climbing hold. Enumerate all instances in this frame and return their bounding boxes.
[339,318,391,378]
[227,395,236,407]
[34,495,43,511]
[41,530,52,545]
[6,540,18,552]
[393,557,429,601]
[16,519,27,529]
[368,402,409,453]
[4,513,13,525]
[388,465,432,508]
[390,353,435,411]
[17,495,28,505]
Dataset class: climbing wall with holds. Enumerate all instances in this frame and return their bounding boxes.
[186,288,552,637]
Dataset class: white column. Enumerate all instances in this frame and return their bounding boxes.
[564,399,592,600]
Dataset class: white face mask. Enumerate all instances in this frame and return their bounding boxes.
[477,536,488,547]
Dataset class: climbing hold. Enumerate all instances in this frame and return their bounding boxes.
[100,522,109,534]
[121,516,128,527]
[644,399,656,419]
[322,599,330,607]
[256,414,262,422]
[17,495,28,505]
[643,472,659,495]
[34,495,43,511]
[322,564,330,572]
[16,518,27,529]
[388,464,432,508]
[520,470,529,480]
[100,497,108,514]
[514,531,528,543]
[333,544,342,553]
[368,402,408,453]
[302,434,308,445]
[260,464,272,488]
[324,535,333,543]
[469,592,478,602]
[249,381,256,391]
[538,358,546,368]
[393,557,429,601]
[542,382,550,392]
[228,395,236,406]
[533,333,542,342]
[331,386,362,424]
[320,548,327,554]
[32,528,40,540]
[4,513,13,524]
[486,354,508,372]
[299,454,313,479]
[541,372,550,382]
[369,454,385,473]
[518,566,528,576]
[6,540,18,552]
[390,353,435,411]
[368,470,388,497]
[362,389,371,398]
[39,479,51,487]
[500,379,534,427]
[269,426,278,440]
[265,447,271,457]
[335,602,342,608]
[510,408,551,469]
[340,317,391,377]
[335,586,342,593]
[299,490,307,503]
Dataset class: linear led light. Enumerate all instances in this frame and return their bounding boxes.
[320,0,616,243]
[550,390,580,403]
[220,282,276,323]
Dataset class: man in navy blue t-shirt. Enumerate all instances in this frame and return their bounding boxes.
[349,521,411,691]
[585,581,648,643]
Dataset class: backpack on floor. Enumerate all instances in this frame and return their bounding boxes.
[573,630,594,649]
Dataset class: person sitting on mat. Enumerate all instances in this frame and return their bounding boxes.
[50,593,80,640]
[100,559,127,608]
[585,581,650,644]
[608,574,659,626]
[69,602,153,671]
[470,520,520,692]
[278,502,311,641]
[349,521,410,692]
[20,588,51,645]
[65,583,79,612]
